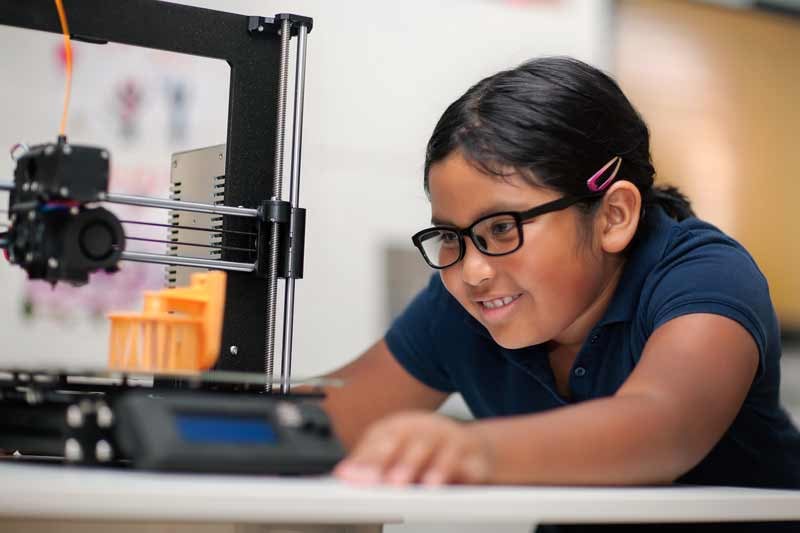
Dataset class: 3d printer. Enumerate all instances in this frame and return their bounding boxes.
[0,0,344,474]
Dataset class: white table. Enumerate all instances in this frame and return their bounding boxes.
[1,462,800,532]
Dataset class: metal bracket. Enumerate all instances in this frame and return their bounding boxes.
[248,13,314,37]
[255,200,305,280]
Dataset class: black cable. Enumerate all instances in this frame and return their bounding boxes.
[120,219,256,237]
[125,235,256,253]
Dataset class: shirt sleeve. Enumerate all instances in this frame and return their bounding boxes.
[384,274,456,393]
[643,229,774,381]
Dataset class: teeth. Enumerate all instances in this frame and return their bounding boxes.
[481,295,518,309]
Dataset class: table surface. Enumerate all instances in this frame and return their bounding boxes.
[1,462,800,526]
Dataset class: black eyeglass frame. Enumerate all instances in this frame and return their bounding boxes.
[411,195,590,269]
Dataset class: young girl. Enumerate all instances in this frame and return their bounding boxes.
[322,57,800,530]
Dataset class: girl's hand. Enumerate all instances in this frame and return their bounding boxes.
[332,411,494,486]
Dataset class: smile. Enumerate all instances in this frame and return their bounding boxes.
[479,294,521,309]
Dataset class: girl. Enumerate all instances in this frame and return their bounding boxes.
[322,57,800,530]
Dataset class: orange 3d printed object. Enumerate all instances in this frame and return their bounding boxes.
[108,271,226,372]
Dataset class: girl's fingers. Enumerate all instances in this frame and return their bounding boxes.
[335,426,406,483]
[334,414,492,487]
[421,443,463,485]
[385,436,439,485]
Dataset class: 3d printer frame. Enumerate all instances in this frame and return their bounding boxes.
[0,0,313,392]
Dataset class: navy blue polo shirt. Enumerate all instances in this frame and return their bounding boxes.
[385,205,800,490]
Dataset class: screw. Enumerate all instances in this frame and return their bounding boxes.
[44,145,54,156]
[24,252,33,263]
[27,210,36,221]
[59,187,69,197]
[30,182,39,192]
[66,405,84,428]
[218,153,223,160]
[47,257,59,269]
[229,345,239,356]
[95,440,113,463]
[172,160,178,168]
[100,151,109,160]
[69,206,79,215]
[21,183,30,192]
[65,438,83,462]
[275,402,303,428]
[63,145,72,155]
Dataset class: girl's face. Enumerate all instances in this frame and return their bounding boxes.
[428,151,620,350]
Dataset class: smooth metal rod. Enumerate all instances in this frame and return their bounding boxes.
[280,278,296,393]
[121,251,254,272]
[105,193,258,218]
[0,181,13,191]
[280,23,309,394]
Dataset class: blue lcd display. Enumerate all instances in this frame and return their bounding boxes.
[176,414,278,444]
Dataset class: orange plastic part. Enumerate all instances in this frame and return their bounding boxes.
[107,271,226,373]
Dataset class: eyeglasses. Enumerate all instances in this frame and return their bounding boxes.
[412,156,622,269]
[412,196,585,269]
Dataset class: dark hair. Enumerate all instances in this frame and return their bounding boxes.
[423,56,694,237]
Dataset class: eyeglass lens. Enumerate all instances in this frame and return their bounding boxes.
[417,214,521,268]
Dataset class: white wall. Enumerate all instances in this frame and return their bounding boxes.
[0,0,612,377]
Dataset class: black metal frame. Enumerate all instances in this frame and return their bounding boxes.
[0,0,294,373]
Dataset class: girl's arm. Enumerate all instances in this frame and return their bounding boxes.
[335,313,758,485]
[318,338,449,450]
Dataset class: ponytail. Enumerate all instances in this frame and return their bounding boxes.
[646,185,695,221]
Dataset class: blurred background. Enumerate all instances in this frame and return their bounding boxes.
[0,0,798,431]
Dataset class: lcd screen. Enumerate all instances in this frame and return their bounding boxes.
[176,414,278,444]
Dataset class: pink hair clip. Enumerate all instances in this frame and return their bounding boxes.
[586,156,622,193]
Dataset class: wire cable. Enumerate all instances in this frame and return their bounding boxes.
[54,0,73,137]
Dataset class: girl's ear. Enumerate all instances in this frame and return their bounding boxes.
[597,180,641,254]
